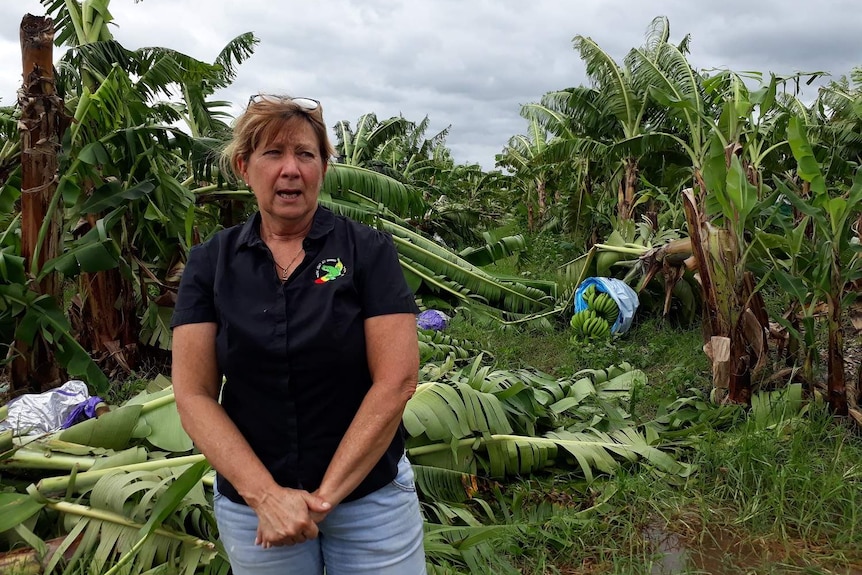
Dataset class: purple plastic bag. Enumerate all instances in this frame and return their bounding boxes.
[417,309,450,331]
[61,396,105,429]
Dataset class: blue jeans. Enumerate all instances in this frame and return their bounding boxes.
[213,453,426,574]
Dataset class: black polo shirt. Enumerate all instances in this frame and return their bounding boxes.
[171,206,419,505]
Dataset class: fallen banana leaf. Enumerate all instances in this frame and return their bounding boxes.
[0,493,45,533]
[124,386,193,452]
[104,459,210,575]
[59,404,143,450]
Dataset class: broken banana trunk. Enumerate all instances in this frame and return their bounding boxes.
[683,189,768,405]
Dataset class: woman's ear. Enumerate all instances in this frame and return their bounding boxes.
[237,156,249,183]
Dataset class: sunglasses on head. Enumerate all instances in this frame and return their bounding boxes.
[247,94,321,111]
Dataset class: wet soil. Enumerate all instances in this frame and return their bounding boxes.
[645,521,862,575]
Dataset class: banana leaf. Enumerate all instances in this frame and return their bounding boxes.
[124,386,193,453]
[59,405,143,450]
[323,163,425,218]
[459,235,527,267]
[413,464,479,503]
[322,191,556,315]
[0,493,45,533]
[389,230,551,315]
[419,331,481,362]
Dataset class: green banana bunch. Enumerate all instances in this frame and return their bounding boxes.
[582,285,598,306]
[569,308,595,332]
[582,315,611,340]
[569,309,611,341]
[591,293,619,326]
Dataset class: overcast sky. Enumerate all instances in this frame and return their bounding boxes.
[1,0,859,169]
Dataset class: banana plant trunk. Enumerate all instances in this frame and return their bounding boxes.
[617,157,638,222]
[0,534,81,574]
[75,215,139,374]
[826,281,848,416]
[12,15,64,392]
[683,188,758,404]
[536,177,546,220]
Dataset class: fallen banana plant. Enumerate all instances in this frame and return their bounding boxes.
[10,461,223,575]
[0,336,715,574]
[559,234,699,325]
[405,355,691,481]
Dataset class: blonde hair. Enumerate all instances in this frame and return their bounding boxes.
[222,96,335,180]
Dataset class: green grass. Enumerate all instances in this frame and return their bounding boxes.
[696,403,862,544]
[471,407,862,573]
[441,307,862,574]
[446,312,711,418]
[103,373,151,406]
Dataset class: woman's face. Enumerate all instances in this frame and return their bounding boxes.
[238,118,327,230]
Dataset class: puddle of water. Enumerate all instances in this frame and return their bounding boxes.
[644,521,862,575]
[644,523,689,574]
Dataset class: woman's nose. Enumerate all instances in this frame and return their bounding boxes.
[279,153,301,176]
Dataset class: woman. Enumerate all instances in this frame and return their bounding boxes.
[171,94,426,574]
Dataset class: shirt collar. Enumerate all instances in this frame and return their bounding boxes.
[235,206,336,252]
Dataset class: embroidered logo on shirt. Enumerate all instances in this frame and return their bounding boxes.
[314,258,347,284]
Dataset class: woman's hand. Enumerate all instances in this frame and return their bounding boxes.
[252,487,332,547]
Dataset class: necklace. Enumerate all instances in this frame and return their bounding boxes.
[274,246,304,281]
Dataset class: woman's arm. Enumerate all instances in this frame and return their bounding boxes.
[172,322,329,547]
[314,312,419,508]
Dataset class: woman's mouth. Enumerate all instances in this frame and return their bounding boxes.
[276,190,301,199]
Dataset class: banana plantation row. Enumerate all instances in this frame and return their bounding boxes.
[0,0,861,572]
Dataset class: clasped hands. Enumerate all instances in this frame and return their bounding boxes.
[252,486,333,548]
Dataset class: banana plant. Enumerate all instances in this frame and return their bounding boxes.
[320,182,556,316]
[0,106,19,208]
[333,113,409,167]
[497,109,556,231]
[1,461,222,575]
[767,117,862,415]
[0,177,109,391]
[331,114,504,251]
[812,67,862,175]
[374,115,453,184]
[0,0,257,383]
[642,62,798,403]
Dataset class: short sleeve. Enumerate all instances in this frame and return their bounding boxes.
[170,242,217,328]
[357,230,419,318]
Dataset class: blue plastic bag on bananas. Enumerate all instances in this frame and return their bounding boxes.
[574,277,639,335]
